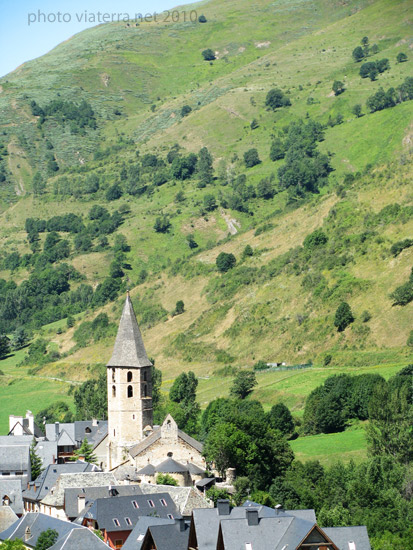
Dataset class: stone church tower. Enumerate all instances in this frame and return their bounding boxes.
[107,293,153,469]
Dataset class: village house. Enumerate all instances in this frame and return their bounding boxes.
[0,479,23,516]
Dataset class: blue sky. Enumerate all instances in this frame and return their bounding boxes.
[0,0,191,77]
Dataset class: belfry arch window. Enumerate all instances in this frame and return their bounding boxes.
[112,368,116,383]
[143,384,147,397]
[143,370,147,382]
[127,385,133,398]
[112,385,116,398]
[127,371,133,383]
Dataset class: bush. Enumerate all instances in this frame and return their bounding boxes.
[397,52,408,63]
[303,229,328,249]
[181,105,192,117]
[332,80,345,96]
[156,473,178,486]
[352,46,365,62]
[216,252,236,273]
[244,148,261,168]
[270,138,286,161]
[361,310,371,323]
[253,360,268,371]
[154,216,171,233]
[198,14,207,23]
[265,88,291,110]
[202,48,216,61]
[334,302,354,332]
[106,184,123,201]
[242,245,253,259]
[407,330,413,347]
[352,104,362,118]
[390,239,413,257]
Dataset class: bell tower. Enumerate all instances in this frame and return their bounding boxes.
[107,292,153,468]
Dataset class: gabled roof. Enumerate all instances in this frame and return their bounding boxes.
[107,294,152,368]
[57,429,76,447]
[48,526,110,550]
[139,484,212,517]
[0,445,30,472]
[128,426,203,459]
[155,458,188,474]
[0,506,18,533]
[0,479,24,515]
[45,421,108,448]
[23,462,98,503]
[144,520,190,550]
[64,485,143,519]
[324,526,372,550]
[41,472,116,507]
[122,517,175,550]
[0,512,83,547]
[84,493,181,531]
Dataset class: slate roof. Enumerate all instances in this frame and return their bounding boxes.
[41,472,116,507]
[0,506,18,533]
[139,484,212,517]
[137,464,156,475]
[324,526,372,550]
[64,485,143,519]
[47,526,110,550]
[122,517,175,550]
[0,512,83,547]
[35,440,58,468]
[107,293,152,368]
[243,501,317,522]
[128,427,203,458]
[155,458,188,474]
[45,421,108,449]
[0,445,30,472]
[0,479,24,515]
[57,429,76,447]
[186,462,206,475]
[0,436,32,446]
[144,520,190,550]
[23,462,98,503]
[84,493,181,531]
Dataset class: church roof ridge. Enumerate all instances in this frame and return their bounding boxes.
[107,294,152,369]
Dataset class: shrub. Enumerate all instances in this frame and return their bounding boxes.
[303,229,328,249]
[334,302,354,332]
[106,184,123,201]
[203,194,217,211]
[270,138,286,161]
[323,354,332,366]
[352,104,362,118]
[352,46,365,62]
[202,48,216,61]
[216,252,236,273]
[242,245,253,259]
[361,310,371,323]
[397,52,408,63]
[253,360,268,371]
[198,14,207,23]
[244,148,261,168]
[265,88,291,110]
[181,105,192,117]
[332,80,345,96]
[156,473,178,486]
[390,239,413,257]
[407,331,413,348]
[154,216,171,233]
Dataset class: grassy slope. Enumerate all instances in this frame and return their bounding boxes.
[0,0,412,457]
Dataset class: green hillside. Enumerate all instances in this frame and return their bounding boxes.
[0,0,412,441]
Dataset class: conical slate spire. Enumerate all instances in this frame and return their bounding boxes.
[107,293,152,368]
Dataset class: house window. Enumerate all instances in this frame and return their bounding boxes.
[147,500,155,508]
[113,518,120,527]
[167,514,174,520]
[112,385,116,398]
[132,500,139,509]
[125,517,132,526]
[127,371,133,382]
[127,385,133,398]
[160,499,167,507]
[15,472,23,476]
[115,540,123,549]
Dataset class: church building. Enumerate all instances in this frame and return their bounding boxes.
[106,294,205,476]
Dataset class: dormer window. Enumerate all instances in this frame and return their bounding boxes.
[85,427,91,434]
[132,500,139,509]
[160,499,167,507]
[147,500,155,508]
[125,517,132,525]
[113,518,120,527]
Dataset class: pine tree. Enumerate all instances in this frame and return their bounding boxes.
[197,147,214,187]
[30,439,43,480]
[73,437,98,464]
[0,335,11,359]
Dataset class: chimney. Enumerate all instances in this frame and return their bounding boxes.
[92,419,98,427]
[348,542,356,550]
[217,499,230,516]
[55,422,60,440]
[275,504,284,515]
[246,509,259,526]
[78,494,86,514]
[26,411,34,435]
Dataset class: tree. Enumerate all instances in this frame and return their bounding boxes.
[35,529,58,550]
[265,88,291,110]
[197,147,214,187]
[106,184,123,201]
[203,194,217,211]
[170,371,198,405]
[32,172,46,196]
[256,177,275,199]
[186,234,198,249]
[198,14,207,23]
[181,105,192,117]
[334,302,354,331]
[10,327,29,351]
[202,48,216,61]
[30,439,43,480]
[0,335,11,359]
[156,473,178,486]
[72,437,98,464]
[352,104,363,118]
[230,371,257,400]
[352,46,365,62]
[154,216,171,233]
[303,228,328,249]
[73,374,107,420]
[216,252,236,273]
[242,245,253,259]
[244,149,261,168]
[332,80,345,96]
[266,403,294,436]
[377,58,390,73]
[173,300,185,316]
[0,541,26,549]
[270,138,286,161]
[397,52,408,63]
[34,401,73,431]
[204,422,250,476]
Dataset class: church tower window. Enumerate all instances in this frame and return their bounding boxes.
[127,385,133,398]
[112,385,116,398]
[127,371,133,382]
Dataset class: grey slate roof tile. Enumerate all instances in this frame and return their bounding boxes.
[0,480,24,515]
[145,520,190,550]
[324,526,372,550]
[41,472,116,507]
[64,485,143,519]
[107,294,152,368]
[0,445,30,472]
[47,526,110,550]
[0,507,18,533]
[139,484,212,517]
[122,517,175,550]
